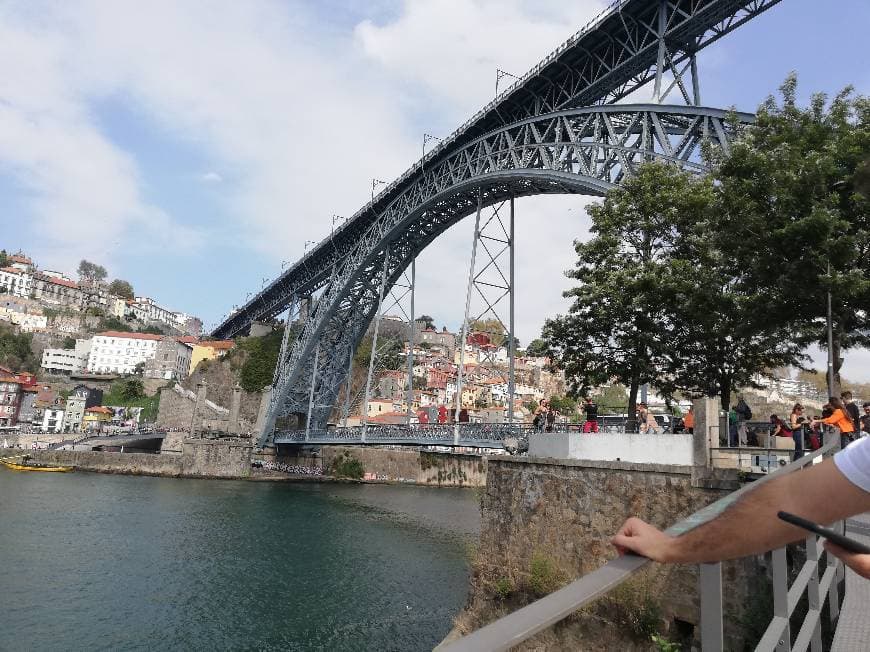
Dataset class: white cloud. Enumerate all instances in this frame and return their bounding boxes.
[198,171,223,184]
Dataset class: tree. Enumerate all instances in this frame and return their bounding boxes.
[77,259,108,286]
[416,315,435,330]
[0,250,7,268]
[543,163,704,422]
[412,375,427,390]
[239,328,286,392]
[108,279,134,300]
[98,316,133,333]
[120,378,145,401]
[133,361,145,376]
[525,338,548,357]
[548,395,577,415]
[710,76,870,393]
[139,325,163,335]
[0,322,38,372]
[61,336,76,349]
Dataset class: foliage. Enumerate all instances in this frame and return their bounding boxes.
[524,399,539,414]
[237,328,287,392]
[543,163,709,419]
[0,322,38,372]
[600,578,663,641]
[97,316,132,332]
[493,577,514,601]
[527,552,565,598]
[107,279,134,300]
[548,395,577,414]
[596,384,628,414]
[354,334,403,371]
[412,375,427,390]
[120,378,145,400]
[139,325,164,335]
[133,361,145,376]
[651,635,681,652]
[85,306,105,317]
[101,380,162,422]
[416,314,435,329]
[77,259,108,285]
[0,249,7,268]
[61,336,76,349]
[524,338,548,357]
[331,451,364,479]
[709,75,870,392]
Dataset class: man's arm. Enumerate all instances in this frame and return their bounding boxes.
[612,458,870,564]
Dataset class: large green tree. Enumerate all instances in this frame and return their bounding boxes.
[711,76,870,393]
[108,279,134,300]
[77,259,108,286]
[543,163,708,422]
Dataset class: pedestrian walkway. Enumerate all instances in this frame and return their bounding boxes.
[831,513,870,651]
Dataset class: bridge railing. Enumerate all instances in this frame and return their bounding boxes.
[439,436,845,651]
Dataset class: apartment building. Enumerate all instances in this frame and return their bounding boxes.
[41,339,92,375]
[87,331,163,374]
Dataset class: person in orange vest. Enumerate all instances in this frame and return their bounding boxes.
[682,406,694,434]
[812,396,857,450]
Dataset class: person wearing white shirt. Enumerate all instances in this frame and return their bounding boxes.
[612,436,870,579]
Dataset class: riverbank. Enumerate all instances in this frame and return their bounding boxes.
[1,441,489,487]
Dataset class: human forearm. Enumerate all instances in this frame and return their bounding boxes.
[613,459,870,564]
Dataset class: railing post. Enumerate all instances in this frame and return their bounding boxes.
[699,562,724,651]
[805,535,823,652]
[772,546,791,651]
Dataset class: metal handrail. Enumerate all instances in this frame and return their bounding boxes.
[440,438,842,651]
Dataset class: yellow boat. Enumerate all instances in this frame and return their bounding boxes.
[0,458,75,473]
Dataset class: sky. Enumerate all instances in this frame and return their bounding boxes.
[1,0,869,380]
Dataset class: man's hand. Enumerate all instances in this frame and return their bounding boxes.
[824,541,870,579]
[611,517,678,562]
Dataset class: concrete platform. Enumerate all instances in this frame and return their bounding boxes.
[831,513,870,651]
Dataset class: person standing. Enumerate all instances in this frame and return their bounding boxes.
[788,403,807,462]
[582,397,599,433]
[842,391,861,436]
[545,407,557,433]
[812,397,857,449]
[682,406,695,435]
[638,403,660,434]
[860,402,870,437]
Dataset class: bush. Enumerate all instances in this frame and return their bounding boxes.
[238,329,286,392]
[332,452,364,479]
[527,553,565,597]
[494,577,514,601]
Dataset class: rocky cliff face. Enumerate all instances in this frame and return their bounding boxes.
[183,354,261,426]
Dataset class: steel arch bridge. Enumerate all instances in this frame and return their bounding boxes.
[212,0,782,449]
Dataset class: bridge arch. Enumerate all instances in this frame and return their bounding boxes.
[262,105,753,445]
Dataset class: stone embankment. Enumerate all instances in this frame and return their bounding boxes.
[2,442,488,486]
[448,456,763,650]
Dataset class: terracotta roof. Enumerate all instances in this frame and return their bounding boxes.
[176,336,198,344]
[9,254,31,264]
[97,331,164,341]
[0,266,22,274]
[43,275,78,289]
[0,376,24,384]
[85,406,113,414]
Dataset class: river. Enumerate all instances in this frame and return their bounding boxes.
[0,469,479,651]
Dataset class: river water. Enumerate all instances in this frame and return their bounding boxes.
[0,469,479,651]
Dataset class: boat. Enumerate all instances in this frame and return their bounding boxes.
[0,458,75,473]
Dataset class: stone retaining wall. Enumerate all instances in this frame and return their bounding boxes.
[454,456,760,650]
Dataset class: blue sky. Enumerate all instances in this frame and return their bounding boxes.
[1,0,869,379]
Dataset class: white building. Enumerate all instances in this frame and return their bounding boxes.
[0,307,47,332]
[0,267,33,298]
[133,296,176,328]
[87,331,163,375]
[41,339,91,375]
[41,407,65,433]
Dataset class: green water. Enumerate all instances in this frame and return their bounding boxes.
[0,469,479,651]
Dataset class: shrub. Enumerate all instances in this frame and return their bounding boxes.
[332,452,364,479]
[527,552,565,597]
[494,577,514,601]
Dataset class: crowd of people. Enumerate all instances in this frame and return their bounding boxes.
[768,391,869,461]
[251,460,323,475]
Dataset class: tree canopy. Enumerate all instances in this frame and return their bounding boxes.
[108,279,135,300]
[544,76,868,410]
[77,259,108,285]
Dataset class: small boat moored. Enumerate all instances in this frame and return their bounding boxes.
[0,457,75,473]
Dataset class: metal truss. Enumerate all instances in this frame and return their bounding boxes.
[454,194,516,429]
[213,0,780,343]
[252,104,750,447]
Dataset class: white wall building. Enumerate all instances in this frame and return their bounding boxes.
[0,308,47,332]
[87,331,162,375]
[41,339,91,374]
[41,407,65,433]
[133,296,176,328]
[0,267,33,298]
